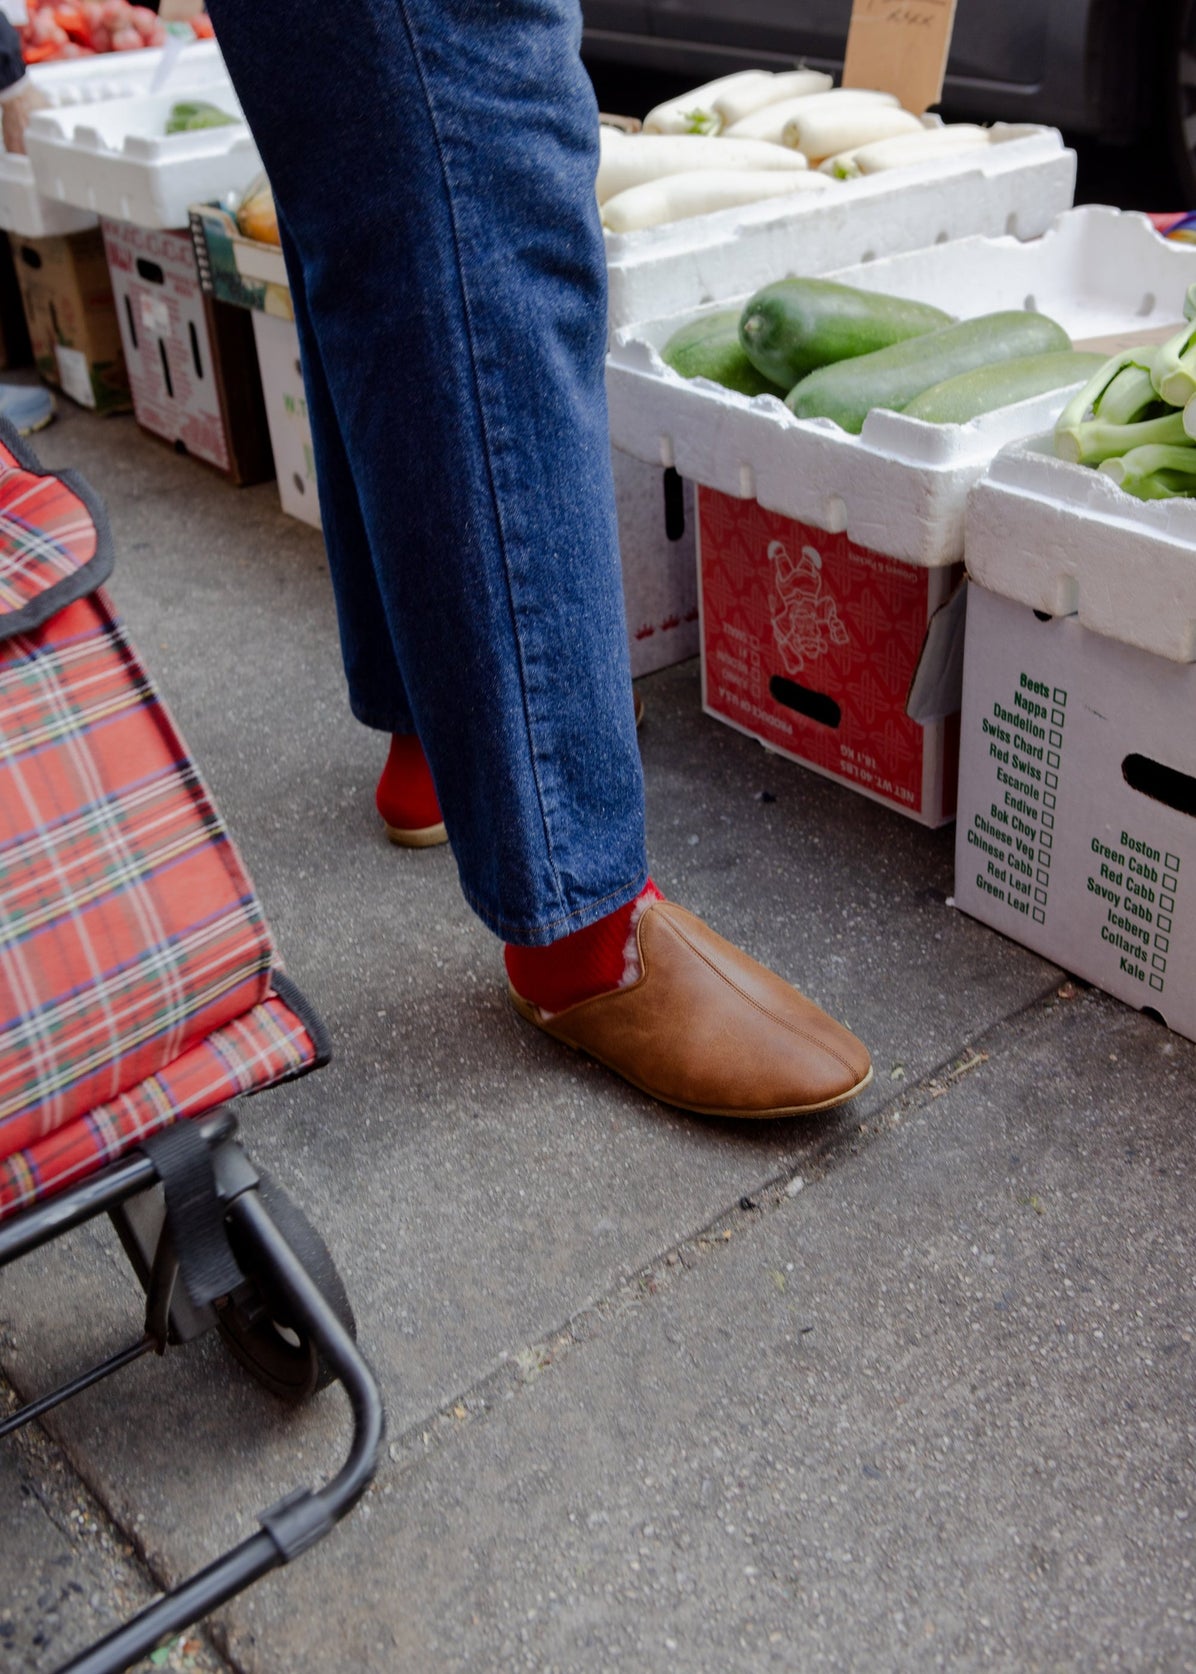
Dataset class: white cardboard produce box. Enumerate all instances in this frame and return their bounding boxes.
[954,585,1196,1043]
[0,43,230,239]
[251,310,321,529]
[612,449,698,678]
[25,85,259,231]
[605,207,1196,824]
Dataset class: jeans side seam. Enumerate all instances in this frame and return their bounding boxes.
[387,0,566,917]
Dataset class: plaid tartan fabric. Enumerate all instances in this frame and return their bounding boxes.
[0,447,279,1168]
[0,437,111,637]
[0,987,321,1221]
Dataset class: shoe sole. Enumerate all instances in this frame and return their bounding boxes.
[384,819,448,848]
[508,984,873,1119]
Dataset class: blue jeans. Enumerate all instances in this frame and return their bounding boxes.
[205,0,647,945]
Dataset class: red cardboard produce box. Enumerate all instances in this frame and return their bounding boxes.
[698,488,962,827]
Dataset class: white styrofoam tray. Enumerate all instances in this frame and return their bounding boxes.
[966,436,1196,663]
[606,206,1196,569]
[24,83,260,231]
[604,124,1076,336]
[0,42,230,238]
[27,39,227,104]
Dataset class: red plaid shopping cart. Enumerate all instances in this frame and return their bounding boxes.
[0,424,383,1674]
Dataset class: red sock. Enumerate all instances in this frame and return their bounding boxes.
[375,733,443,833]
[504,879,663,1014]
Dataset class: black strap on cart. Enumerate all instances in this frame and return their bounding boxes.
[142,1121,244,1307]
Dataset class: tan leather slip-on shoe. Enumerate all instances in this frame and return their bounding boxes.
[508,899,872,1119]
[383,818,448,848]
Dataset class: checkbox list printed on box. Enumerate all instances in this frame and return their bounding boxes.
[966,667,1063,925]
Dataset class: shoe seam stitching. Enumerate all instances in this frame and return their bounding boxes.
[660,910,863,1078]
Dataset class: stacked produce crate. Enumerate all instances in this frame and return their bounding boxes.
[189,196,321,527]
[0,45,234,414]
[955,309,1196,1042]
[19,47,270,478]
[607,210,1196,826]
[600,72,1077,679]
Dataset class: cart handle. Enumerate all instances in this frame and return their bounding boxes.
[55,1182,385,1674]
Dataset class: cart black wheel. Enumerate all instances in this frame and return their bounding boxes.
[216,1172,356,1404]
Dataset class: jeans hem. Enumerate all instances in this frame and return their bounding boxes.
[466,869,651,948]
[348,699,408,736]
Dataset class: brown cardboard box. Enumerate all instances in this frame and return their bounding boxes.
[102,217,272,485]
[9,228,130,414]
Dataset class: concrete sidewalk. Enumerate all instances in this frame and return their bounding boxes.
[1,406,1193,1673]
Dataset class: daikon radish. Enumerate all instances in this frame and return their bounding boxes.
[601,169,829,233]
[721,87,899,145]
[783,105,924,163]
[819,148,866,178]
[597,132,809,205]
[851,124,992,174]
[643,71,776,135]
[711,68,833,129]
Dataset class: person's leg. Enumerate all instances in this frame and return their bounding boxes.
[279,220,414,738]
[208,0,872,1116]
[282,239,447,844]
[208,0,646,946]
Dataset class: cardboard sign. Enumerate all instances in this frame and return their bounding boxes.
[842,0,959,115]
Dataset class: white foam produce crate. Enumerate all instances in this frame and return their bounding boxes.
[606,207,1196,569]
[966,438,1196,663]
[24,83,259,231]
[604,122,1075,687]
[26,41,227,104]
[604,125,1075,337]
[0,42,231,238]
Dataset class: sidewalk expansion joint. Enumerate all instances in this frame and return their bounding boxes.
[380,974,1084,1486]
[0,1371,244,1674]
